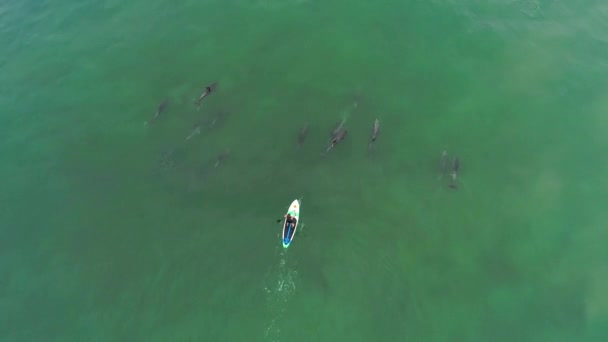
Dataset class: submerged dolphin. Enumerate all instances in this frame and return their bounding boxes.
[207,110,227,129]
[330,118,346,138]
[195,82,218,109]
[185,123,201,141]
[368,118,380,151]
[448,157,460,189]
[297,123,309,148]
[144,99,168,126]
[214,148,231,168]
[326,129,347,153]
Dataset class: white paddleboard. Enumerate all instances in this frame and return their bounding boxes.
[282,199,300,248]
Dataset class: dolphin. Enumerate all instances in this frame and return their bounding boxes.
[185,123,201,141]
[195,82,217,109]
[214,148,231,168]
[448,157,460,189]
[207,110,227,129]
[326,129,347,153]
[330,118,346,138]
[144,99,168,126]
[155,145,186,174]
[368,118,380,151]
[297,123,309,148]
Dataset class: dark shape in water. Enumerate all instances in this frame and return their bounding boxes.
[297,123,309,148]
[158,149,175,170]
[214,148,231,168]
[449,157,460,189]
[185,123,202,141]
[155,146,186,175]
[330,118,346,138]
[368,118,380,151]
[145,99,168,126]
[186,111,228,141]
[195,82,218,109]
[207,110,227,129]
[326,129,347,153]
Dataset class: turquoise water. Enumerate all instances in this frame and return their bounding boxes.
[2,0,608,341]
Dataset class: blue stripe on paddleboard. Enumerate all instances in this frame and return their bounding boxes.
[285,223,293,244]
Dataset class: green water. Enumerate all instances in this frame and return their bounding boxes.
[2,0,607,340]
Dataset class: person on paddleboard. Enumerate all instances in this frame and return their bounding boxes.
[285,213,297,227]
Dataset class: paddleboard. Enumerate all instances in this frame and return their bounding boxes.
[282,199,300,248]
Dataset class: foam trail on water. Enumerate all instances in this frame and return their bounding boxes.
[263,248,297,341]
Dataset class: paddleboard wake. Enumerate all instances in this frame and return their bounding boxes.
[264,248,296,341]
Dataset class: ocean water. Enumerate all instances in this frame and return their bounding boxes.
[1,0,607,341]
